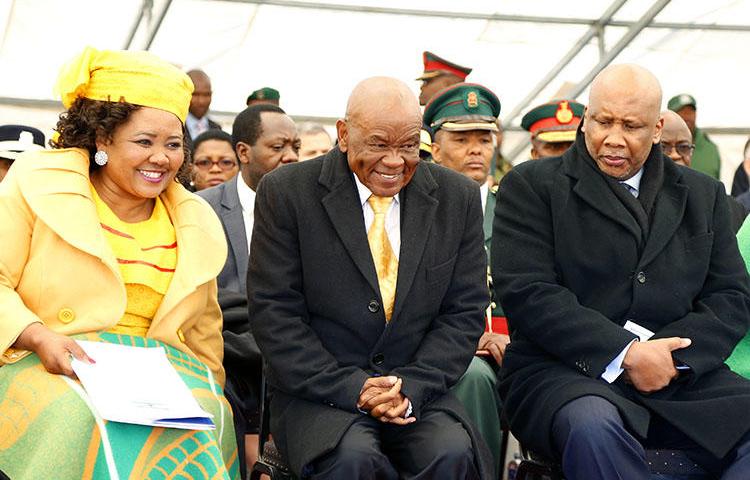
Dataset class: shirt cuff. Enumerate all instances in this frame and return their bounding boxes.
[601,339,637,383]
[404,400,413,418]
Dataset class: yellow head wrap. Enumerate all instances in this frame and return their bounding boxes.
[54,46,194,122]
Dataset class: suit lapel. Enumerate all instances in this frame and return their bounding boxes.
[319,149,380,295]
[639,163,688,268]
[220,176,249,291]
[391,165,438,322]
[565,145,642,240]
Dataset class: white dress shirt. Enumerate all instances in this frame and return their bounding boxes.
[601,167,644,383]
[353,174,401,259]
[186,112,209,140]
[236,174,256,251]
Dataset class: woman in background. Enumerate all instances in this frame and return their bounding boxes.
[0,47,238,479]
[190,129,239,191]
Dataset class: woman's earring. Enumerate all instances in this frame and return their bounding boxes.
[94,150,108,166]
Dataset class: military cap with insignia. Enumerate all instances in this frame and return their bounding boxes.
[521,99,584,143]
[246,87,280,104]
[415,51,472,81]
[423,83,501,133]
[0,124,45,160]
[667,93,697,112]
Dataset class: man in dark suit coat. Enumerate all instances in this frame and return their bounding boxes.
[198,103,299,477]
[185,69,223,145]
[199,104,300,293]
[249,77,492,479]
[492,64,750,479]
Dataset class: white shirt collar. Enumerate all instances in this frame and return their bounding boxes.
[620,168,644,194]
[186,112,209,138]
[352,173,400,206]
[236,173,256,213]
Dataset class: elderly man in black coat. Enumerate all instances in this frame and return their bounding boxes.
[249,77,492,479]
[492,63,750,479]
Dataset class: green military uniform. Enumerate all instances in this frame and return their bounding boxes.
[424,83,504,475]
[668,93,722,179]
[692,127,722,179]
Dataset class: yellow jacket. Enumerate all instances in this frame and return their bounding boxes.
[0,148,229,386]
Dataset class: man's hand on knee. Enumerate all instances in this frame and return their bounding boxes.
[622,337,691,393]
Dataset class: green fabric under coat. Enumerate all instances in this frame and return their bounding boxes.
[727,218,750,377]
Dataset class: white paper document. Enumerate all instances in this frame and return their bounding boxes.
[623,320,655,342]
[72,340,214,430]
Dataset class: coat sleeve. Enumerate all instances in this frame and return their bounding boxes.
[183,279,226,387]
[491,168,638,378]
[390,183,488,417]
[248,173,369,412]
[657,182,750,378]
[0,168,44,361]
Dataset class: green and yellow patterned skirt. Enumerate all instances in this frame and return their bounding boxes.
[0,332,239,480]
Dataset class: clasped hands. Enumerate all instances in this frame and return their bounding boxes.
[357,376,415,425]
[622,336,691,393]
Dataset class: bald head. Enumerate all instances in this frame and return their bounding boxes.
[187,69,212,118]
[589,64,662,123]
[337,77,422,197]
[582,64,664,180]
[662,110,692,142]
[345,76,421,125]
[661,110,693,167]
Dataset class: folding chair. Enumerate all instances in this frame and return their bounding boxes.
[249,373,295,480]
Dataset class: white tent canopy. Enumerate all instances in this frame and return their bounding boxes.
[1,0,749,183]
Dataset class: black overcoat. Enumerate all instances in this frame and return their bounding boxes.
[491,132,750,460]
[248,147,493,478]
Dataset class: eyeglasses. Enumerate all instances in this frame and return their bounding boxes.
[661,142,695,158]
[193,159,238,171]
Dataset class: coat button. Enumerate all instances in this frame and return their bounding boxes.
[58,308,75,324]
[372,353,385,365]
[368,300,380,313]
[636,271,646,284]
[177,328,186,343]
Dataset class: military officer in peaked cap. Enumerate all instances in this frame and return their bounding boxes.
[416,51,472,107]
[417,51,473,161]
[521,99,584,160]
[424,82,508,474]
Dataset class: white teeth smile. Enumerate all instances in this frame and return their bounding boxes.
[139,170,163,179]
[379,173,399,180]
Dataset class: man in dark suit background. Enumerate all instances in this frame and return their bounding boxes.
[493,64,750,479]
[198,103,299,477]
[185,69,223,144]
[199,104,300,294]
[248,77,492,479]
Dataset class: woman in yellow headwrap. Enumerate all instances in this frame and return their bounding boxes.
[0,47,238,479]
